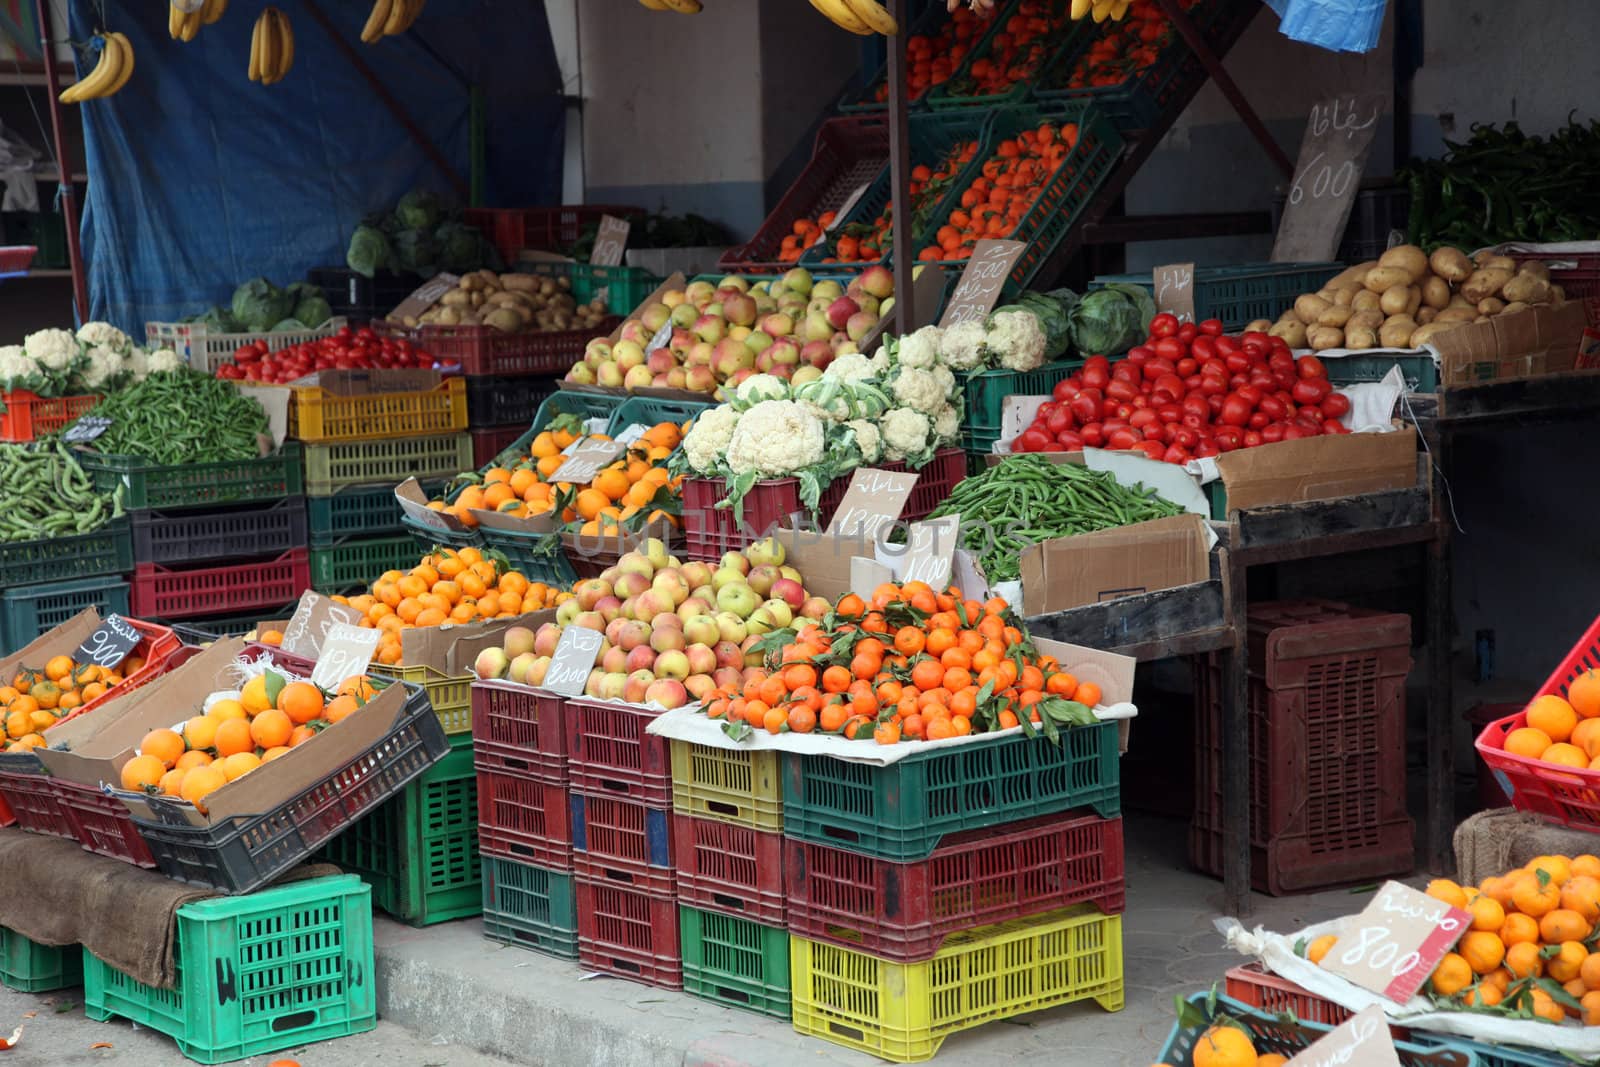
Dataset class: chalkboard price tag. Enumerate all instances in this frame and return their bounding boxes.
[939,239,1025,328]
[64,416,113,444]
[590,215,631,267]
[73,614,142,669]
[1153,263,1196,323]
[1320,880,1471,1004]
[1272,93,1387,263]
[544,627,603,697]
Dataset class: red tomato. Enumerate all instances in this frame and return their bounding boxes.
[1296,354,1327,379]
[1134,440,1167,460]
[1149,313,1179,338]
[1219,393,1252,427]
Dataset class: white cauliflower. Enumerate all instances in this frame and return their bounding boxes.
[24,328,79,371]
[78,344,124,390]
[124,348,149,382]
[76,321,131,353]
[146,349,183,374]
[890,367,946,415]
[822,353,878,384]
[733,373,788,409]
[938,321,987,371]
[930,364,956,401]
[985,309,1045,373]
[881,408,933,465]
[869,347,889,374]
[846,419,883,464]
[0,345,35,389]
[933,404,961,445]
[681,405,740,475]
[723,400,826,477]
[893,325,942,370]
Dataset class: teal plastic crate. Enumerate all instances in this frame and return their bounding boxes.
[0,515,132,587]
[481,856,578,959]
[476,526,577,589]
[606,395,713,438]
[679,906,789,1020]
[1158,994,1481,1067]
[77,443,304,511]
[532,390,626,436]
[0,575,130,657]
[960,359,1083,455]
[516,260,662,318]
[926,0,1072,111]
[82,874,375,1065]
[309,534,424,594]
[318,736,479,926]
[1323,352,1440,394]
[1408,1031,1562,1067]
[1089,262,1346,332]
[0,925,81,993]
[307,479,448,540]
[781,722,1121,861]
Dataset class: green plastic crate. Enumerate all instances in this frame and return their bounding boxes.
[679,907,789,1019]
[0,516,132,587]
[303,433,474,497]
[926,0,1070,111]
[318,736,480,926]
[309,534,424,594]
[606,395,714,438]
[959,359,1082,455]
[82,874,375,1065]
[532,390,625,435]
[516,260,662,318]
[781,722,1120,861]
[77,443,304,511]
[307,479,448,540]
[0,925,81,993]
[1089,262,1345,332]
[401,515,484,556]
[481,856,578,959]
[1323,352,1440,394]
[0,575,130,657]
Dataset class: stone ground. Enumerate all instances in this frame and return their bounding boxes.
[0,815,1414,1067]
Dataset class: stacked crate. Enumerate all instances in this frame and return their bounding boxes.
[466,375,558,468]
[0,521,132,656]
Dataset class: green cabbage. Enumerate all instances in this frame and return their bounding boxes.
[270,318,309,333]
[1068,288,1145,356]
[346,224,393,279]
[395,189,445,231]
[294,294,333,327]
[435,220,491,273]
[392,228,440,275]
[1104,281,1156,335]
[231,278,293,333]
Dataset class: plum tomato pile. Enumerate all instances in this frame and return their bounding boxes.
[1012,313,1351,463]
[213,325,445,383]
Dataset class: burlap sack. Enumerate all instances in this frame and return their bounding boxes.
[1452,807,1600,885]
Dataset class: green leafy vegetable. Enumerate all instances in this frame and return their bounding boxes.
[346,224,393,279]
[230,278,293,333]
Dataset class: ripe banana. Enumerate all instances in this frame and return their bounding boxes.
[382,0,410,35]
[361,0,392,43]
[59,33,125,104]
[105,33,135,95]
[400,0,425,31]
[248,11,264,81]
[1090,0,1115,21]
[1070,0,1091,17]
[169,3,185,39]
[659,0,703,11]
[810,0,872,35]
[269,9,294,83]
[201,0,227,25]
[637,0,671,8]
[841,0,897,34]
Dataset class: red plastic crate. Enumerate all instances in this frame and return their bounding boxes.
[670,813,786,925]
[718,117,889,275]
[54,776,157,867]
[58,616,183,725]
[476,750,573,870]
[570,791,672,869]
[0,245,36,272]
[563,697,671,805]
[0,390,101,443]
[129,550,311,621]
[785,812,1124,962]
[464,205,644,260]
[470,425,527,469]
[1225,964,1357,1029]
[1504,250,1600,328]
[575,864,682,989]
[1192,600,1415,895]
[417,320,620,377]
[470,680,568,783]
[0,768,74,840]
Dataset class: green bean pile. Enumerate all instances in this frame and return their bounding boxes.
[83,368,269,464]
[927,454,1184,581]
[0,440,124,542]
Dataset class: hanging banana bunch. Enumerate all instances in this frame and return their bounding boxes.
[360,0,426,44]
[1071,0,1131,21]
[806,0,898,36]
[637,0,705,12]
[201,0,228,25]
[60,32,133,104]
[248,7,295,85]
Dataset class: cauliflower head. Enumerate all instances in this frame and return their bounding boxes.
[930,365,956,401]
[938,321,987,371]
[24,329,79,371]
[724,400,826,477]
[146,349,183,374]
[0,345,34,389]
[893,325,942,370]
[890,367,946,415]
[846,419,883,464]
[79,344,124,390]
[733,373,788,409]
[124,348,149,382]
[822,353,878,384]
[881,408,933,465]
[77,322,131,353]
[681,405,740,475]
[986,309,1045,373]
[933,404,961,446]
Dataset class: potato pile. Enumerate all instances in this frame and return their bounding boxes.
[1248,245,1569,352]
[395,271,610,334]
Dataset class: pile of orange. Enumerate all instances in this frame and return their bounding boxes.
[1153,1024,1288,1067]
[943,0,1061,99]
[777,212,836,264]
[2,653,145,752]
[1497,671,1600,770]
[917,120,1079,264]
[330,546,570,664]
[860,3,993,106]
[816,142,979,265]
[118,671,376,813]
[1052,0,1186,93]
[703,581,1101,745]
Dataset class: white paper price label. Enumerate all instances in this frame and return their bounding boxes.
[544,627,603,697]
[1285,1005,1402,1067]
[310,623,381,690]
[550,439,626,484]
[1320,881,1471,1003]
[590,215,630,267]
[1154,263,1196,323]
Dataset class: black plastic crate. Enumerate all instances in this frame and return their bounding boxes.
[129,497,309,567]
[465,375,559,429]
[307,266,419,322]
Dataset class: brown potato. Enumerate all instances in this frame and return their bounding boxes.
[1295,293,1333,323]
[1501,272,1551,304]
[1377,244,1428,281]
[1422,276,1451,310]
[1244,319,1273,334]
[1417,306,1438,324]
[1348,308,1386,330]
[1317,305,1354,328]
[1479,255,1517,272]
[1518,260,1550,281]
[1405,286,1422,318]
[1429,247,1472,282]
[1352,289,1382,312]
[1435,308,1478,324]
[1308,326,1344,351]
[1329,261,1379,289]
[1409,322,1462,348]
[1379,318,1418,348]
[1502,300,1530,315]
[1343,325,1377,350]
[1476,297,1505,316]
[1379,284,1412,316]
[1461,267,1513,303]
[1364,266,1414,293]
[1333,287,1356,307]
[1269,319,1308,348]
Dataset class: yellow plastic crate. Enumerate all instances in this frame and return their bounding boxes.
[289,376,468,443]
[370,662,473,734]
[790,905,1123,1062]
[669,740,782,831]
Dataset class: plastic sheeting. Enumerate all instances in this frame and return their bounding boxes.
[1275,0,1388,54]
[67,0,564,332]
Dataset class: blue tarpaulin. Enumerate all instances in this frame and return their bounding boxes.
[66,0,564,333]
[1275,0,1388,54]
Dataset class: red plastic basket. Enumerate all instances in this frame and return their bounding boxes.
[464,205,644,260]
[60,617,183,724]
[0,768,74,840]
[470,680,568,783]
[563,697,671,805]
[0,390,101,443]
[54,776,157,867]
[0,245,37,272]
[1504,250,1600,327]
[129,550,310,621]
[570,791,672,870]
[670,813,786,925]
[575,862,681,989]
[475,749,574,870]
[470,425,527,469]
[417,320,619,377]
[1224,964,1360,1029]
[785,812,1125,962]
[718,117,889,275]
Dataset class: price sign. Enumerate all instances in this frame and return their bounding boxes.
[644,319,673,355]
[1272,93,1387,263]
[1320,881,1471,1003]
[938,239,1025,327]
[550,438,627,484]
[544,626,603,697]
[64,416,113,444]
[590,215,631,267]
[310,623,381,690]
[1153,263,1196,323]
[1285,1006,1402,1067]
[825,183,871,232]
[900,516,960,588]
[72,614,141,669]
[613,423,648,446]
[825,468,918,543]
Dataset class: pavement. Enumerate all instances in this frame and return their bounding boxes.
[0,815,1411,1067]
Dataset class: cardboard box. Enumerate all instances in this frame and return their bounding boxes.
[1018,513,1211,616]
[770,525,873,607]
[1431,301,1587,387]
[392,610,557,679]
[0,608,105,682]
[1034,635,1136,753]
[1209,423,1418,513]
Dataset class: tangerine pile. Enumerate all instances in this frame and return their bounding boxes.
[118,670,376,813]
[330,546,570,664]
[703,581,1102,745]
[1051,0,1184,92]
[1153,1023,1287,1067]
[814,140,979,265]
[857,2,994,108]
[943,0,1063,99]
[917,120,1080,263]
[2,653,145,752]
[1497,671,1600,770]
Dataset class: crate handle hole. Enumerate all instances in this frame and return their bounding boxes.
[820,825,861,844]
[715,985,750,1004]
[595,778,629,794]
[827,1021,866,1042]
[270,1010,318,1033]
[710,892,742,910]
[605,957,641,975]
[599,867,640,886]
[706,800,739,817]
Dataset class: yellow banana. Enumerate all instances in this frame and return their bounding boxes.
[257,11,278,83]
[1070,0,1092,17]
[383,0,410,35]
[169,3,184,39]
[248,11,263,81]
[272,9,294,81]
[1109,0,1129,16]
[809,0,872,34]
[361,0,392,43]
[660,0,702,10]
[637,0,670,8]
[1091,0,1114,21]
[202,0,227,25]
[181,9,201,41]
[400,0,425,30]
[105,33,134,96]
[841,0,897,34]
[60,33,119,103]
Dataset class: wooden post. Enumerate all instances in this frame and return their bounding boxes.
[885,0,914,329]
[1222,543,1251,917]
[35,0,88,319]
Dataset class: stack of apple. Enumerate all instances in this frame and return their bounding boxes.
[564,266,894,396]
[472,536,825,710]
